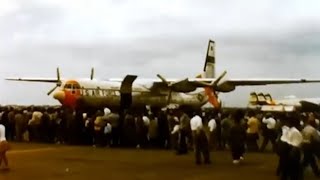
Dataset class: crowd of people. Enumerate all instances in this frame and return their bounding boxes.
[1,105,320,179]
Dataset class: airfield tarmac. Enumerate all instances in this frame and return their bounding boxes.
[0,143,319,180]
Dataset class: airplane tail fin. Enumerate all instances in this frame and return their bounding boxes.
[195,40,220,109]
[257,93,267,105]
[264,93,272,104]
[249,92,276,106]
[249,92,258,105]
[264,93,276,105]
[196,40,221,109]
[203,40,216,78]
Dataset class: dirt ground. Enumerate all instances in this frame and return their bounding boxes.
[0,143,318,180]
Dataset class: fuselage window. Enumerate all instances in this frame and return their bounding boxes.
[73,84,80,89]
[96,87,101,96]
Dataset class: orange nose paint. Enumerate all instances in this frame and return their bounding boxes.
[63,91,79,109]
[61,80,81,109]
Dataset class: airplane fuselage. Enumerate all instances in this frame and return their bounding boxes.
[53,78,210,110]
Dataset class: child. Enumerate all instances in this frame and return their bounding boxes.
[0,124,10,170]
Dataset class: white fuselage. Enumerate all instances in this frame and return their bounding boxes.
[54,78,209,109]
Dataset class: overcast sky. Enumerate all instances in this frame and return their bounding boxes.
[1,0,320,107]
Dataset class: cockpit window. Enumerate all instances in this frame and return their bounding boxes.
[73,84,80,89]
[64,83,80,90]
[64,84,72,89]
[63,81,81,91]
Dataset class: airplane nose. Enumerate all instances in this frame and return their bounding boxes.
[53,91,65,102]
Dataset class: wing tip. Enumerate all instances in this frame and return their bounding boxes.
[5,78,20,81]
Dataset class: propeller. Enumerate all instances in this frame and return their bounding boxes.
[156,74,189,105]
[213,70,227,87]
[47,67,62,96]
[167,89,173,105]
[157,71,227,105]
[157,74,173,104]
[194,70,227,89]
[90,67,94,80]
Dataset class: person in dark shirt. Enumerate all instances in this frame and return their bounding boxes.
[229,110,246,164]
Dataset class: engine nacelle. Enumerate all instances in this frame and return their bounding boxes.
[171,84,197,93]
[170,79,197,92]
[216,82,236,92]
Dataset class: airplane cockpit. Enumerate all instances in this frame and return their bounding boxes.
[63,81,81,95]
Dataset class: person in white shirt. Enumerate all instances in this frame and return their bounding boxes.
[208,118,217,132]
[142,116,150,127]
[171,124,180,135]
[190,112,210,165]
[0,124,10,170]
[208,115,217,150]
[104,122,112,147]
[301,120,320,177]
[190,114,203,131]
[276,124,291,178]
[286,115,304,180]
[260,113,277,152]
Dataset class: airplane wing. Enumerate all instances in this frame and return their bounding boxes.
[173,78,320,86]
[7,76,320,93]
[147,77,320,93]
[5,77,60,83]
[220,78,320,86]
[300,100,320,111]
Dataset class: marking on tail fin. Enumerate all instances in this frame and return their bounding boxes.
[203,40,215,78]
[207,40,215,62]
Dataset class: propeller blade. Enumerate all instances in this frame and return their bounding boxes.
[47,67,62,96]
[47,85,58,96]
[57,67,60,81]
[157,74,169,85]
[170,78,188,86]
[167,89,172,105]
[213,70,227,87]
[192,71,227,87]
[90,67,94,80]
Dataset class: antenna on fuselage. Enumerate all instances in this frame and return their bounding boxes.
[90,67,94,80]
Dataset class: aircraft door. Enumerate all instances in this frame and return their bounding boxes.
[120,75,137,109]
